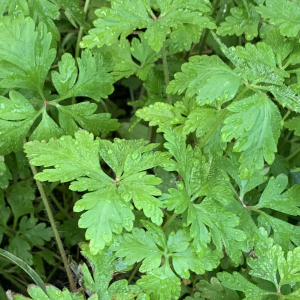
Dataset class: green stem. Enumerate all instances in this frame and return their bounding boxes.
[282,110,290,122]
[28,163,76,291]
[198,0,221,55]
[162,213,178,231]
[75,0,90,61]
[49,191,72,220]
[161,45,172,105]
[198,109,228,149]
[128,262,142,284]
[73,0,90,104]
[287,146,300,161]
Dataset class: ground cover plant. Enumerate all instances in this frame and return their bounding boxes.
[1,0,300,299]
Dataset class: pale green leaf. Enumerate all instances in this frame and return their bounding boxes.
[136,102,185,131]
[167,55,241,105]
[284,117,300,136]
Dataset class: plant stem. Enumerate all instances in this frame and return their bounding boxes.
[48,191,72,220]
[162,213,178,231]
[128,262,141,284]
[28,163,76,291]
[282,110,290,122]
[75,0,90,61]
[287,146,300,161]
[198,0,221,55]
[161,45,172,105]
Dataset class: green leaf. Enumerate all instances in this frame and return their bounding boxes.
[136,102,185,131]
[197,277,240,300]
[28,0,60,42]
[19,216,53,246]
[78,243,130,298]
[0,16,56,92]
[188,200,246,263]
[256,174,300,215]
[0,91,39,155]
[234,42,289,86]
[24,131,167,254]
[137,263,181,300]
[29,110,64,141]
[7,182,35,223]
[284,117,300,136]
[183,107,227,155]
[223,152,268,200]
[256,0,300,38]
[222,93,282,179]
[81,0,215,51]
[258,212,300,252]
[57,102,119,136]
[269,85,300,113]
[51,0,89,29]
[111,227,164,273]
[167,55,241,105]
[13,284,84,300]
[218,229,300,298]
[98,34,159,81]
[217,271,270,300]
[218,3,260,40]
[9,236,32,265]
[52,50,114,101]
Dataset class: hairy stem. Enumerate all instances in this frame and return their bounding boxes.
[161,45,172,105]
[29,163,76,291]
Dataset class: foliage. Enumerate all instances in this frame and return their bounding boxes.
[1,0,300,300]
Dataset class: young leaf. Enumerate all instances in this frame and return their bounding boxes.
[168,55,241,105]
[136,102,185,131]
[221,93,282,179]
[284,117,300,136]
[0,16,56,92]
[218,3,260,40]
[81,0,215,51]
[256,0,300,38]
[52,50,114,101]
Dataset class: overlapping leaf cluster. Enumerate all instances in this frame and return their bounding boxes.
[2,0,300,299]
